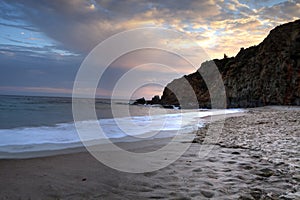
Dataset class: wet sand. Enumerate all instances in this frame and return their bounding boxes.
[0,107,299,199]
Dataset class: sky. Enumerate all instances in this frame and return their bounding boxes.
[0,0,299,99]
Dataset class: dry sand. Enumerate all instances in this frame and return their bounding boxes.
[0,107,299,200]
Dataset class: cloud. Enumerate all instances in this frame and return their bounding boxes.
[0,0,299,98]
[0,22,38,32]
[0,47,81,91]
[0,86,74,95]
[2,0,223,54]
[3,0,298,58]
[260,0,300,23]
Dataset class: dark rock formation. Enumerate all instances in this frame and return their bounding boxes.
[150,95,161,104]
[132,95,162,105]
[132,97,146,105]
[160,19,300,108]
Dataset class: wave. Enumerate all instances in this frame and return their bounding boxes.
[0,109,243,155]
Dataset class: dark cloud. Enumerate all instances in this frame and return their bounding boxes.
[2,0,299,56]
[2,0,119,54]
[0,0,299,97]
[2,0,223,54]
[0,45,82,89]
[260,0,300,22]
[0,22,38,32]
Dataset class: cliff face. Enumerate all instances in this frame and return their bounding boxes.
[160,20,300,108]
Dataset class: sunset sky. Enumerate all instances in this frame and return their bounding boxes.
[0,0,299,98]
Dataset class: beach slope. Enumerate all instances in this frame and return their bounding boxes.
[0,107,299,199]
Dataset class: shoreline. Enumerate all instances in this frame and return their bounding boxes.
[0,110,245,160]
[0,106,299,199]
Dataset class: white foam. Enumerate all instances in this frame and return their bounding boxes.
[0,109,243,153]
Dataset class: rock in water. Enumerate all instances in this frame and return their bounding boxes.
[132,97,146,105]
[160,20,300,108]
[151,95,161,104]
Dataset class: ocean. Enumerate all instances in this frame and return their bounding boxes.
[0,95,242,157]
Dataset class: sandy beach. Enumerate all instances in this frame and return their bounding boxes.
[0,107,299,200]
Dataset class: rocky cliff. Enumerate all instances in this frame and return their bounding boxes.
[160,19,300,108]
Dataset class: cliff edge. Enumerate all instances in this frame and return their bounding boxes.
[160,20,300,108]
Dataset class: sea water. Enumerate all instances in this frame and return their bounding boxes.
[0,95,243,156]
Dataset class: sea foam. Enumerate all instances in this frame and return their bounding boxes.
[0,109,243,154]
